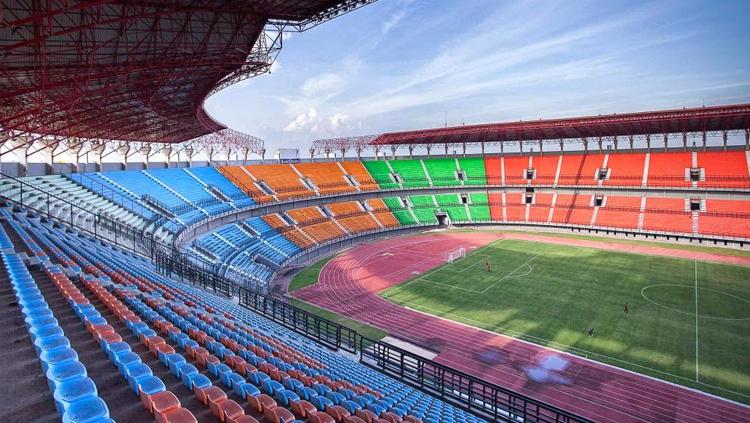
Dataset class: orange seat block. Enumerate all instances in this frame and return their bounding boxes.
[143,391,180,416]
[227,414,260,423]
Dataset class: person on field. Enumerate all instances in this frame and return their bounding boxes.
[587,327,594,337]
[624,302,629,314]
[485,260,491,272]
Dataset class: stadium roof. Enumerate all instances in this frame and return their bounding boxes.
[0,0,374,144]
[371,103,750,146]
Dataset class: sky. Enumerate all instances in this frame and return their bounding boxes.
[204,0,750,154]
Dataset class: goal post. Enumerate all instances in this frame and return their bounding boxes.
[446,247,466,264]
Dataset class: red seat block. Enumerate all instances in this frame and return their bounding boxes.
[263,406,295,423]
[355,409,378,423]
[156,407,198,423]
[247,393,276,413]
[290,400,316,419]
[144,391,180,417]
[308,412,336,423]
[403,416,422,423]
[380,412,402,423]
[213,399,244,422]
[196,385,226,406]
[227,414,260,423]
[326,405,351,422]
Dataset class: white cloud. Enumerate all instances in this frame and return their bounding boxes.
[283,108,319,132]
[381,10,406,35]
[300,73,345,97]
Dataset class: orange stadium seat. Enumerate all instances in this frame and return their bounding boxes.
[488,192,503,220]
[219,166,274,203]
[556,155,585,186]
[484,157,502,185]
[698,151,750,188]
[566,194,595,225]
[647,152,692,187]
[550,194,575,223]
[365,199,400,228]
[642,197,692,233]
[287,207,326,226]
[503,156,530,186]
[700,200,750,238]
[504,191,526,222]
[327,202,380,233]
[531,155,560,186]
[576,154,606,186]
[294,162,357,195]
[528,193,553,223]
[603,152,646,187]
[339,161,380,191]
[595,196,641,229]
[244,164,315,200]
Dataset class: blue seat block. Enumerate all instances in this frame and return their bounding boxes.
[61,396,110,423]
[189,374,212,391]
[125,363,153,394]
[235,382,260,400]
[114,351,141,375]
[35,334,71,354]
[53,377,98,413]
[40,347,78,372]
[166,354,186,376]
[137,375,166,397]
[47,361,87,390]
[311,395,334,412]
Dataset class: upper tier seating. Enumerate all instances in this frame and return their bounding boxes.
[700,200,750,238]
[293,162,357,195]
[503,156,530,186]
[184,167,255,208]
[361,161,400,189]
[647,152,693,187]
[484,157,502,185]
[2,209,484,423]
[697,151,750,188]
[528,193,554,223]
[458,158,488,186]
[339,161,380,191]
[424,158,459,186]
[242,164,315,200]
[603,152,646,187]
[217,166,275,203]
[468,193,491,221]
[504,192,526,222]
[530,155,559,186]
[389,160,431,188]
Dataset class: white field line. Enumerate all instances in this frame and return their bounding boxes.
[481,253,541,293]
[418,278,485,293]
[382,240,504,298]
[695,259,700,382]
[396,299,750,401]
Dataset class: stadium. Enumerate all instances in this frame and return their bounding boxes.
[0,1,749,423]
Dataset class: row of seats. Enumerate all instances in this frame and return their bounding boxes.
[362,151,750,189]
[0,228,113,422]
[5,208,484,423]
[377,191,750,238]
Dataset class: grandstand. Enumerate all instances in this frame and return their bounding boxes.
[2,1,750,422]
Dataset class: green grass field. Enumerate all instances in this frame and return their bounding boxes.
[380,238,750,404]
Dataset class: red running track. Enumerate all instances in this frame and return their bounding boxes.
[292,232,750,423]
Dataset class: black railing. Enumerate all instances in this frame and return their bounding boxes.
[360,338,592,423]
[237,287,358,353]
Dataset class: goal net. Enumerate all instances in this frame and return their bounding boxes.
[446,247,466,264]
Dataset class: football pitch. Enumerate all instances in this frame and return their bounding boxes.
[379,238,750,404]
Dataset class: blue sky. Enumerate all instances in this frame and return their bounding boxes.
[205,0,750,153]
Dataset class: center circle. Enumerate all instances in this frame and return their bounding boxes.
[640,284,750,321]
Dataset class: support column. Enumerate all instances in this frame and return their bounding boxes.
[745,129,749,150]
[702,131,707,151]
[444,144,448,156]
[682,133,688,151]
[162,146,173,168]
[408,145,413,159]
[140,144,151,169]
[260,148,266,163]
[539,140,543,155]
[597,137,603,153]
[426,145,432,158]
[612,136,619,151]
[559,139,564,152]
[722,130,728,151]
[645,134,651,152]
[628,135,634,151]
[462,143,467,157]
[340,148,346,161]
[518,141,523,154]
[500,141,504,155]
[663,133,669,152]
[582,137,588,153]
[92,143,106,172]
[480,143,485,156]
[116,144,130,170]
[356,147,362,160]
[309,148,314,162]
[325,149,331,161]
[391,146,396,160]
[374,146,380,160]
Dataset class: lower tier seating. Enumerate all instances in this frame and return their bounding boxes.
[2,208,484,423]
